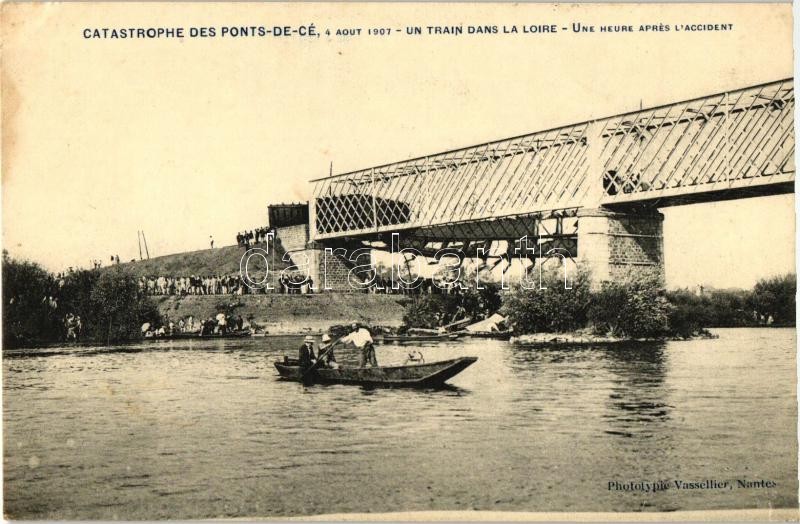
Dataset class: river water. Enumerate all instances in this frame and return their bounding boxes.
[3,328,797,518]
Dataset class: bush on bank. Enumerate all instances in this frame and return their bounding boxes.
[495,270,796,338]
[2,251,62,346]
[2,252,162,347]
[500,270,673,338]
[501,268,593,334]
[588,275,670,338]
[402,281,503,330]
[89,267,163,343]
[664,288,753,337]
[750,273,796,325]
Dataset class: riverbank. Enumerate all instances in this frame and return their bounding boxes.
[152,293,409,334]
[511,331,719,345]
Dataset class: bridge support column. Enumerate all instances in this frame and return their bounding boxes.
[304,241,368,293]
[275,223,365,293]
[576,208,664,284]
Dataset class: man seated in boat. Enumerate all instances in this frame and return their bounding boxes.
[299,335,317,371]
[317,334,339,369]
[340,323,377,368]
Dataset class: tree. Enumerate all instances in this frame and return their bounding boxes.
[501,268,592,334]
[750,273,796,325]
[664,288,711,338]
[401,279,502,330]
[589,273,670,338]
[2,251,59,346]
[707,289,753,327]
[90,267,161,343]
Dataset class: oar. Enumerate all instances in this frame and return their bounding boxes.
[300,335,346,381]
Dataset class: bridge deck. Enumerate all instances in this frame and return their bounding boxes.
[311,79,794,241]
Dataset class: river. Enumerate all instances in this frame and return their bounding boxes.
[3,328,796,518]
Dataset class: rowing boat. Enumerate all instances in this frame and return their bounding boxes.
[274,356,478,388]
[380,332,463,343]
[464,330,513,340]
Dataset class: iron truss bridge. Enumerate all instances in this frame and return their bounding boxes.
[310,78,794,242]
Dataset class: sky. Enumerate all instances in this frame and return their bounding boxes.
[2,3,794,289]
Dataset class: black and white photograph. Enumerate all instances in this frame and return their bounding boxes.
[1,2,797,520]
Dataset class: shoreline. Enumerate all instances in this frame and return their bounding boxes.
[511,331,721,345]
[8,325,796,351]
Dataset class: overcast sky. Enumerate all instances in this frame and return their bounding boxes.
[2,3,794,289]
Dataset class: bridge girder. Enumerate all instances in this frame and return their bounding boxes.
[310,78,794,241]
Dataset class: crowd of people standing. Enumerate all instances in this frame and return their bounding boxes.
[278,274,314,294]
[142,312,248,338]
[138,272,317,296]
[139,275,247,296]
[236,227,275,248]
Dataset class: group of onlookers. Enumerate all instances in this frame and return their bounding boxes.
[236,227,275,248]
[137,273,320,296]
[139,275,247,296]
[278,274,315,294]
[142,312,249,338]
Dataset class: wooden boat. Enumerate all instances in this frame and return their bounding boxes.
[465,330,513,340]
[143,329,252,341]
[274,356,477,388]
[380,332,463,343]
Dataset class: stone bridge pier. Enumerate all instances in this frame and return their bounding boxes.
[576,207,665,284]
[270,204,364,293]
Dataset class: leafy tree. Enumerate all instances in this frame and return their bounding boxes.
[89,267,161,343]
[664,288,711,338]
[403,294,452,329]
[589,273,670,338]
[501,268,592,334]
[401,280,502,330]
[2,251,59,346]
[750,273,796,325]
[58,268,101,327]
[473,281,503,316]
[2,252,162,346]
[707,289,753,327]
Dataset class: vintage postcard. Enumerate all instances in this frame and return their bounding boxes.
[1,2,797,521]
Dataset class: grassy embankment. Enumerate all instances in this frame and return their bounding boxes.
[120,242,408,333]
[122,242,278,278]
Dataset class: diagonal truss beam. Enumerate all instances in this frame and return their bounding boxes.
[311,78,794,240]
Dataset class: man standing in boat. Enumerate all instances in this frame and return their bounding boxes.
[340,323,377,368]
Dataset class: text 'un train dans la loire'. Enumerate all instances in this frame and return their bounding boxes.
[81,22,734,39]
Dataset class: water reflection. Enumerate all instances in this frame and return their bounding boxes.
[602,343,671,438]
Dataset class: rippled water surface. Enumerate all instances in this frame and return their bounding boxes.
[3,328,797,518]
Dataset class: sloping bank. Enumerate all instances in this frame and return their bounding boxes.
[151,294,408,334]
